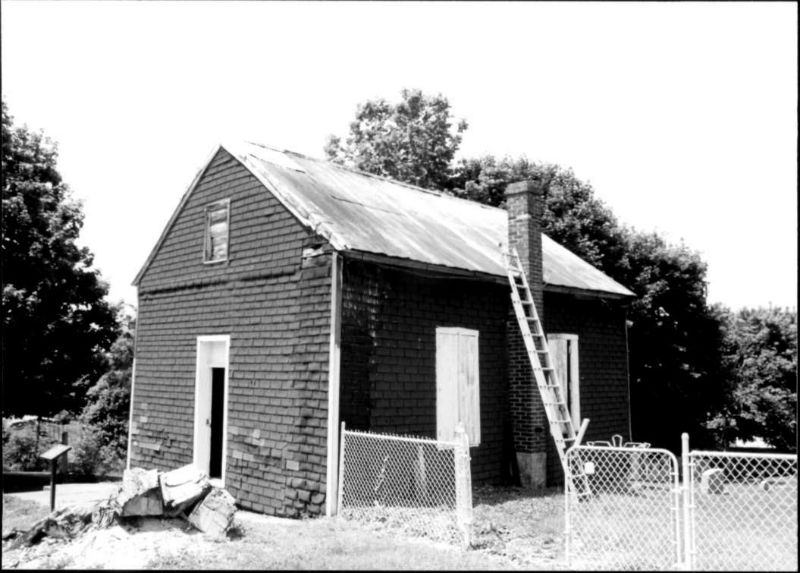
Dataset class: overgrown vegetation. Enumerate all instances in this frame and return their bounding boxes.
[72,311,134,475]
[326,88,797,452]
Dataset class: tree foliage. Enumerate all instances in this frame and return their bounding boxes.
[325,88,468,191]
[71,310,134,474]
[78,310,134,462]
[1,100,119,417]
[708,306,797,451]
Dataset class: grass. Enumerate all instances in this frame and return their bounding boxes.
[2,494,52,537]
[9,479,790,570]
[1,484,567,570]
[151,513,515,570]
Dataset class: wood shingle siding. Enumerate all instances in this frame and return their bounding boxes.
[339,259,511,483]
[131,150,332,516]
[542,292,631,485]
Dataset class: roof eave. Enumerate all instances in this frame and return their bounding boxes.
[543,283,635,301]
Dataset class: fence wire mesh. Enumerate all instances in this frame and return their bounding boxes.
[689,451,797,571]
[566,445,681,570]
[338,427,472,547]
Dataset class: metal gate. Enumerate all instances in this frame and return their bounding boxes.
[565,444,681,570]
[566,437,798,570]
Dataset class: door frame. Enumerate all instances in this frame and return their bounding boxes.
[193,334,231,486]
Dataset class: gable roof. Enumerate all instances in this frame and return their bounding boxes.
[134,141,634,298]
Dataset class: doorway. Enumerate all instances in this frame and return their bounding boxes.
[194,336,230,482]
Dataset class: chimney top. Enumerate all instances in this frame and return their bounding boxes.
[505,178,544,197]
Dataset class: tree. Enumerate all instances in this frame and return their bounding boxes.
[1,100,119,417]
[708,306,797,451]
[325,88,468,191]
[615,233,728,450]
[76,309,135,472]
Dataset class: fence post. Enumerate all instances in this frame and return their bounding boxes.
[454,422,473,549]
[336,421,346,517]
[564,448,572,569]
[681,432,693,570]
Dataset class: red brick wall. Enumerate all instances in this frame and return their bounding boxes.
[132,150,332,516]
[505,181,547,458]
[339,259,513,483]
[542,292,631,485]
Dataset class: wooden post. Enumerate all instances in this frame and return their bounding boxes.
[35,416,41,457]
[60,430,69,474]
[49,460,57,511]
[454,422,472,549]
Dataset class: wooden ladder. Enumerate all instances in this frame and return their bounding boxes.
[506,248,592,498]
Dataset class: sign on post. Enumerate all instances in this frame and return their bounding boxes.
[40,444,71,511]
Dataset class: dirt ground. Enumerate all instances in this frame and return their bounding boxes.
[2,484,568,570]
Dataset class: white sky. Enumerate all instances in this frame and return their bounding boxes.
[2,1,797,310]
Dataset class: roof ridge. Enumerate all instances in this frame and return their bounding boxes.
[241,140,503,213]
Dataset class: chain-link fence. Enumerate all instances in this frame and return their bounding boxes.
[565,445,681,570]
[566,438,798,571]
[337,424,473,547]
[688,451,797,571]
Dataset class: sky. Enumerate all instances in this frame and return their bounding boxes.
[2,1,797,310]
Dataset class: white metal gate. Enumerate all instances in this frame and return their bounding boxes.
[565,444,681,570]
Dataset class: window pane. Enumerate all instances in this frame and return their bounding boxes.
[206,204,228,261]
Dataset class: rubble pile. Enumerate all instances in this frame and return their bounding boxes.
[4,464,238,550]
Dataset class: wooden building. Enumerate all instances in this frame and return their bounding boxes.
[129,141,634,517]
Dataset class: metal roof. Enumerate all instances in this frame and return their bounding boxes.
[135,141,634,298]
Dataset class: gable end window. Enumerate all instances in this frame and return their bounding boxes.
[204,200,230,263]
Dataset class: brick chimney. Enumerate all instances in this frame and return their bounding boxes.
[505,179,548,488]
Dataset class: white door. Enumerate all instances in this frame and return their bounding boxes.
[548,334,580,428]
[194,336,230,482]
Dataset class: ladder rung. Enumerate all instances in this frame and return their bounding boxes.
[551,419,572,425]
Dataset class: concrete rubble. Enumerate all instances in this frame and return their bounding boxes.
[4,464,238,550]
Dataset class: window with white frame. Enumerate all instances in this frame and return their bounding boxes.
[548,334,580,427]
[436,327,480,446]
[204,200,230,263]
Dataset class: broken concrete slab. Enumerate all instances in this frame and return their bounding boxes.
[118,468,163,517]
[187,487,237,536]
[159,464,211,510]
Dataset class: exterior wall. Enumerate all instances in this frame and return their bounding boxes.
[339,259,513,483]
[131,149,332,516]
[542,292,631,485]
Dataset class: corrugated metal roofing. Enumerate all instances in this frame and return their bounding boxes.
[133,141,633,298]
[225,141,633,298]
